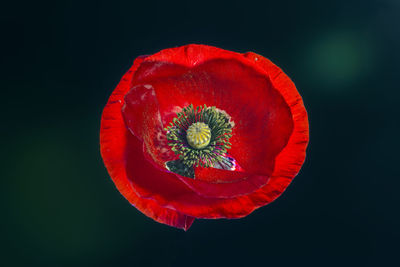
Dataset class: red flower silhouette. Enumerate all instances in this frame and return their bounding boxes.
[100,44,309,230]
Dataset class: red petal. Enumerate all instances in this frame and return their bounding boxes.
[100,57,194,230]
[122,83,176,170]
[242,52,309,181]
[230,52,309,210]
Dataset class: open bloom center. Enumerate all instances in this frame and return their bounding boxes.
[186,122,211,149]
[164,104,234,178]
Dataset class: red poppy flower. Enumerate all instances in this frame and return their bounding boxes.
[100,44,309,230]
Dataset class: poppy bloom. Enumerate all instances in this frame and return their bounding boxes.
[100,44,309,230]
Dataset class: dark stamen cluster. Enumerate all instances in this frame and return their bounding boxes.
[165,104,233,168]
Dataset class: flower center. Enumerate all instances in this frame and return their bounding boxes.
[164,104,234,178]
[186,122,211,149]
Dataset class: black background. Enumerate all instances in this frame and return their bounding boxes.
[2,0,399,266]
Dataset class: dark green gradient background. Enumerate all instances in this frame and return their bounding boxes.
[2,0,399,266]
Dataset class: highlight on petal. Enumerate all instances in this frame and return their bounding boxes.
[100,44,309,229]
[100,57,194,230]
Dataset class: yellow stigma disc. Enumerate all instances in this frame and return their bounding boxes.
[186,122,211,149]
